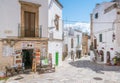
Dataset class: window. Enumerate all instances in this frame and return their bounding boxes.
[77,35,79,45]
[71,38,74,48]
[99,34,102,42]
[95,13,98,19]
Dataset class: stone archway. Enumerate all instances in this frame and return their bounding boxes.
[106,51,111,64]
[100,50,104,62]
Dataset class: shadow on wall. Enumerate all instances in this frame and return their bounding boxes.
[69,60,120,72]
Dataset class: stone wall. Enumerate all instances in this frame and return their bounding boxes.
[0,41,13,71]
[0,39,48,71]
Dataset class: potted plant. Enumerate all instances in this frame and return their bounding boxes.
[112,56,117,65]
[114,52,120,66]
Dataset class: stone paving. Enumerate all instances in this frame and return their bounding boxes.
[1,56,120,83]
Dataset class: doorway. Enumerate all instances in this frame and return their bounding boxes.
[55,52,59,66]
[100,50,104,62]
[107,51,111,63]
[94,39,97,49]
[22,49,33,69]
[76,50,81,59]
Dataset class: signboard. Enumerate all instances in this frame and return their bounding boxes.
[14,50,22,67]
[35,49,40,65]
[22,42,34,49]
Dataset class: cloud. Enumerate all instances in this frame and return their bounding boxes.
[64,22,90,33]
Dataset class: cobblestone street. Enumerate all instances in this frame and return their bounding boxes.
[3,56,120,83]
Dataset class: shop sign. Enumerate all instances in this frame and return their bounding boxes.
[14,50,22,67]
[22,42,34,49]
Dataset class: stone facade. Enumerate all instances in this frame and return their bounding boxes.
[0,38,48,71]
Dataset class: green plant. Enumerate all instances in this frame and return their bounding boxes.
[116,57,120,62]
[0,77,9,81]
[113,56,117,64]
[113,55,120,65]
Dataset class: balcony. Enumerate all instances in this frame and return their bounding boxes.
[18,24,42,38]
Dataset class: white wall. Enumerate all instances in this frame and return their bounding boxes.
[0,0,48,38]
[92,2,117,63]
[64,29,82,57]
[48,41,62,66]
[48,0,63,40]
[0,0,20,38]
[74,31,82,50]
[48,0,63,66]
[93,2,117,33]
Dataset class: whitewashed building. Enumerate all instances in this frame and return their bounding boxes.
[91,0,120,64]
[63,28,82,60]
[0,0,63,70]
[48,0,63,66]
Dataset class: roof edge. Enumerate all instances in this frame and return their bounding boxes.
[55,0,63,8]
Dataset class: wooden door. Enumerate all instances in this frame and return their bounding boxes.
[94,39,97,49]
[24,11,35,37]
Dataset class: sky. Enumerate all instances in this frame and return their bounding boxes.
[59,0,112,33]
[59,0,111,23]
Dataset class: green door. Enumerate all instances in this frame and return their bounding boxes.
[55,52,59,66]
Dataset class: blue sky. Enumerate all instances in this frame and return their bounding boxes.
[59,0,111,23]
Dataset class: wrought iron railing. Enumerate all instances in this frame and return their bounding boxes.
[18,24,42,38]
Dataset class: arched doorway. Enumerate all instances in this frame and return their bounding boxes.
[99,50,104,62]
[106,51,111,63]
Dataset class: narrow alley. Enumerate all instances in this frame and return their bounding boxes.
[4,56,120,83]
